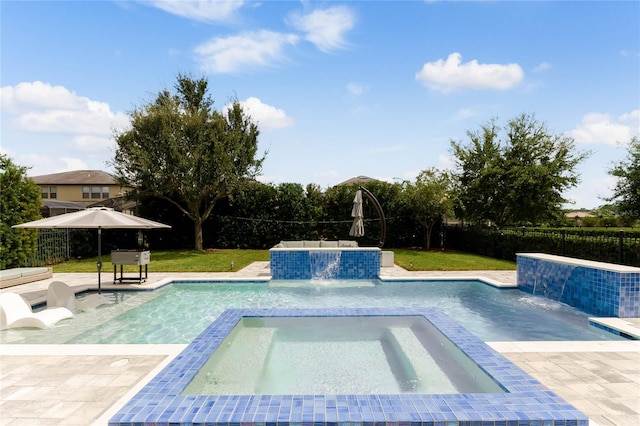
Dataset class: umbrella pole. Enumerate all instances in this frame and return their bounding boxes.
[360,186,386,248]
[97,228,102,294]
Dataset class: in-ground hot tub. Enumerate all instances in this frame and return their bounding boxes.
[110,308,588,426]
[184,315,503,395]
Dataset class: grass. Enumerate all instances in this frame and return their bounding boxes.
[393,249,516,271]
[52,248,515,272]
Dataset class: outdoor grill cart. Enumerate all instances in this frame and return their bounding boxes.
[111,249,150,284]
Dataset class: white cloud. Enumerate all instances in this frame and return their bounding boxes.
[620,49,640,58]
[394,171,419,183]
[256,173,285,185]
[60,157,89,171]
[71,135,115,151]
[288,6,355,52]
[453,108,478,121]
[147,0,245,23]
[315,169,340,181]
[1,81,129,175]
[415,52,524,93]
[347,82,365,96]
[1,81,129,136]
[194,30,299,73]
[436,154,455,171]
[2,81,89,113]
[364,145,404,154]
[568,110,640,145]
[18,154,55,175]
[236,97,294,130]
[533,62,552,72]
[564,174,616,209]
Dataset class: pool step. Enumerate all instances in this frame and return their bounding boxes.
[386,327,457,393]
[184,326,276,394]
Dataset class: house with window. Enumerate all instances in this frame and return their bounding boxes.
[29,170,135,216]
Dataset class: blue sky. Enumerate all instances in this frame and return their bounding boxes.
[1,1,638,210]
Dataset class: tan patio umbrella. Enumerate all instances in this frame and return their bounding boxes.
[349,190,365,237]
[13,207,171,292]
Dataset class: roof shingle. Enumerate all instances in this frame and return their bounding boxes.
[30,170,117,185]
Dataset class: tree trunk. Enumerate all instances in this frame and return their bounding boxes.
[423,222,433,250]
[194,217,203,251]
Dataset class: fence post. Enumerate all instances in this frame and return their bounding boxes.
[619,230,624,264]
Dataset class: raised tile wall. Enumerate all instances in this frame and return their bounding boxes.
[517,254,640,318]
[270,248,381,280]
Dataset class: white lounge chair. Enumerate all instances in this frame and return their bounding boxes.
[46,281,109,311]
[0,292,74,330]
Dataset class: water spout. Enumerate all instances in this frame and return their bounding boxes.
[310,251,341,280]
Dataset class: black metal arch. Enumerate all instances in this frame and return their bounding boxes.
[359,186,386,248]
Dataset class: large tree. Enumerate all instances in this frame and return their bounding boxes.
[451,114,589,226]
[403,168,455,249]
[113,75,265,250]
[607,136,640,221]
[0,155,42,268]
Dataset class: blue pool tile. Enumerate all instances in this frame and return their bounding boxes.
[270,249,381,280]
[517,254,640,317]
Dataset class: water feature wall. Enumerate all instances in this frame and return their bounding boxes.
[270,247,381,280]
[517,253,640,318]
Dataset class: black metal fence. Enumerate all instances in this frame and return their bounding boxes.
[28,228,141,266]
[28,229,70,266]
[445,226,640,267]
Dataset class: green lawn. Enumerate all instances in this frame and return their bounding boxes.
[52,248,514,273]
[392,249,516,271]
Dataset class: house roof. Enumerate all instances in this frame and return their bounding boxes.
[88,197,138,211]
[565,211,595,218]
[42,199,90,210]
[335,175,378,186]
[29,170,118,185]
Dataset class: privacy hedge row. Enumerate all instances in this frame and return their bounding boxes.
[445,226,640,266]
[102,180,425,253]
[41,178,639,268]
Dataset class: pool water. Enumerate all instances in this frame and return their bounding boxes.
[1,280,624,344]
[183,316,504,395]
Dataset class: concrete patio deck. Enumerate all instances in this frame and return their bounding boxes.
[1,263,638,425]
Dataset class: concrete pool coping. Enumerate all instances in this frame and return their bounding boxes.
[1,263,639,425]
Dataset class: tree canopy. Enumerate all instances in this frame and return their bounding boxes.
[113,75,265,250]
[0,154,42,269]
[451,114,589,226]
[607,136,640,221]
[403,168,454,249]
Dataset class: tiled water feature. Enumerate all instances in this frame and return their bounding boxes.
[517,253,640,317]
[270,246,381,280]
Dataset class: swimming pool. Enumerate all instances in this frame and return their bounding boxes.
[1,279,624,344]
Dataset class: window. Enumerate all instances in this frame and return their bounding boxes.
[82,186,90,199]
[41,186,57,199]
[102,186,109,198]
[91,186,101,199]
